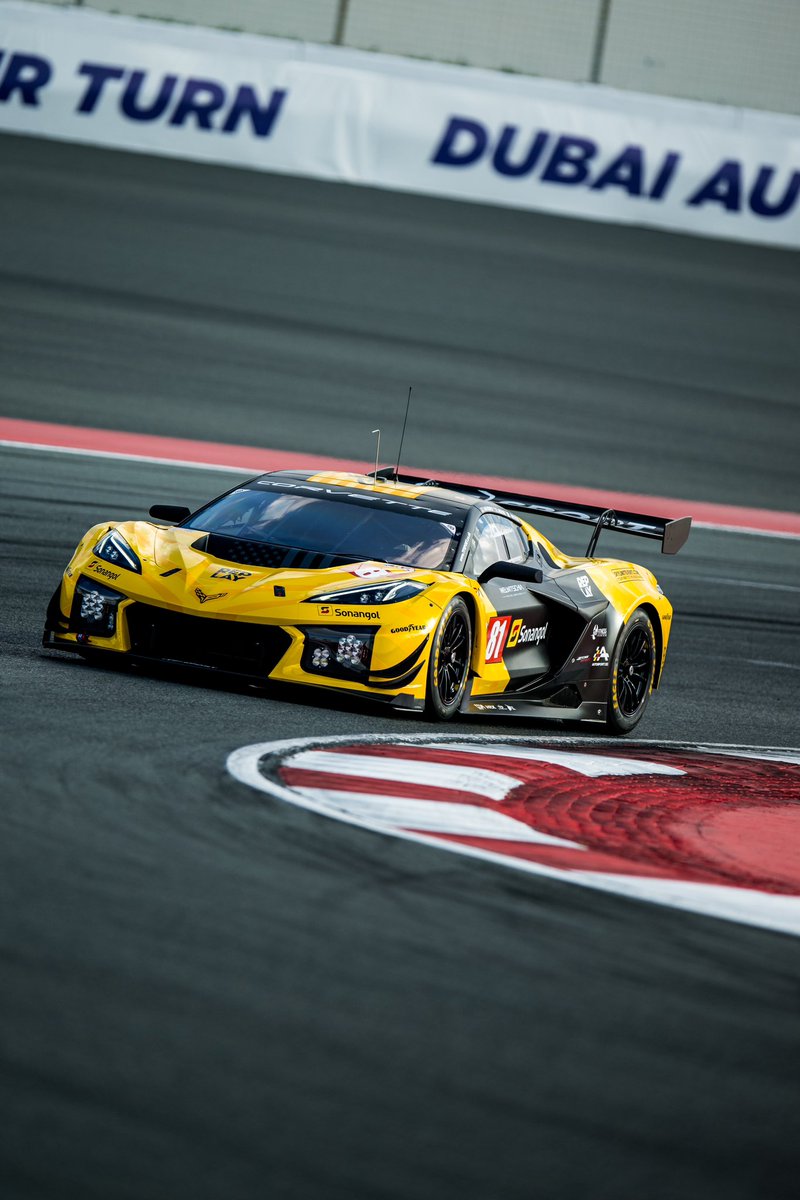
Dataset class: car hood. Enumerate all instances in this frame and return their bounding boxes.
[108,521,440,616]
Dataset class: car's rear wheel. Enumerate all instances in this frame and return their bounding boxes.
[606,610,656,734]
[425,597,472,720]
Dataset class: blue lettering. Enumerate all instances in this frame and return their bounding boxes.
[168,77,226,129]
[540,136,597,186]
[590,145,644,196]
[431,117,488,167]
[491,126,549,179]
[687,160,741,211]
[649,152,681,200]
[0,52,52,106]
[749,166,800,218]
[77,62,124,114]
[221,84,286,136]
[121,69,177,122]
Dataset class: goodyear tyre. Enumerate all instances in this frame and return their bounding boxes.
[606,609,657,734]
[425,596,472,720]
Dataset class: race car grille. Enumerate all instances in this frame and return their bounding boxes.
[195,534,353,571]
[125,604,292,676]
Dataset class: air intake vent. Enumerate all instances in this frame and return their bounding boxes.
[194,534,355,571]
[125,604,292,676]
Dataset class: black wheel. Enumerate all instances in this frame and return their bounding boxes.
[425,597,472,720]
[606,610,657,734]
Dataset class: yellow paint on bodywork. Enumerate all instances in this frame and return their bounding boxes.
[50,473,677,703]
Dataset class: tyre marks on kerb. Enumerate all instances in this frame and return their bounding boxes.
[227,736,800,938]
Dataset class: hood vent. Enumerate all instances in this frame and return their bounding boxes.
[193,533,357,572]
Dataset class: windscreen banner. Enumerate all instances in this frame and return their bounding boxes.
[1,1,799,247]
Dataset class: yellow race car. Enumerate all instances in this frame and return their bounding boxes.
[43,469,691,733]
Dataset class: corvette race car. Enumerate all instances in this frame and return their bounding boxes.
[43,468,691,732]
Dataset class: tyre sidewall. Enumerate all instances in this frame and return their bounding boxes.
[606,610,656,734]
[426,596,472,720]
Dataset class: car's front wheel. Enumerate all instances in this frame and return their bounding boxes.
[425,596,472,720]
[606,609,657,734]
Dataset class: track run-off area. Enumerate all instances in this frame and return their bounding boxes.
[1,130,799,1199]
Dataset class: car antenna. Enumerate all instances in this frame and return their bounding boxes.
[394,385,413,481]
[371,428,381,487]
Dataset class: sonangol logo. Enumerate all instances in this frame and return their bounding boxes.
[227,736,800,937]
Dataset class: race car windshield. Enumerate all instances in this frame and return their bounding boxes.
[185,486,464,569]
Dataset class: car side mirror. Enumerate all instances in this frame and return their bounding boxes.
[478,561,544,587]
[149,504,191,523]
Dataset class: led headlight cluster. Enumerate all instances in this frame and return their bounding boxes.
[301,627,375,680]
[310,580,427,606]
[337,634,366,668]
[93,529,142,573]
[72,577,126,637]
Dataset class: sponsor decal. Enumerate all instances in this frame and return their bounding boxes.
[576,574,594,598]
[474,703,517,712]
[611,567,641,581]
[497,583,526,596]
[318,605,331,615]
[349,563,406,579]
[391,624,426,634]
[591,624,608,640]
[65,566,74,578]
[572,654,590,663]
[195,587,227,604]
[485,615,512,663]
[229,736,800,937]
[89,560,120,581]
[592,645,610,667]
[507,619,548,648]
[333,607,380,620]
[211,567,252,581]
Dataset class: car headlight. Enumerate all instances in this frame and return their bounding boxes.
[93,529,142,573]
[309,580,428,605]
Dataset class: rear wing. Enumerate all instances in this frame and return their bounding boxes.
[377,470,692,556]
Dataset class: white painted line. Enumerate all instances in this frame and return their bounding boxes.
[2,441,800,540]
[288,749,521,801]
[293,788,584,848]
[421,743,685,777]
[694,747,800,766]
[747,660,800,672]
[0,439,250,474]
[669,573,800,593]
[692,521,800,541]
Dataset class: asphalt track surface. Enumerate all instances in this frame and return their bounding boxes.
[1,131,800,1199]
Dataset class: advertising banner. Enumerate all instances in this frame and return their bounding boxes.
[1,2,799,247]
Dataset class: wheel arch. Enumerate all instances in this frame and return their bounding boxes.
[637,602,664,688]
[457,590,479,673]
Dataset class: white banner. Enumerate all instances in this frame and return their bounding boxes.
[1,2,799,247]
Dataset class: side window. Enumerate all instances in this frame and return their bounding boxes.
[501,520,530,564]
[469,514,530,576]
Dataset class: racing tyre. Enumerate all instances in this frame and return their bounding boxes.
[606,610,656,735]
[425,596,472,720]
